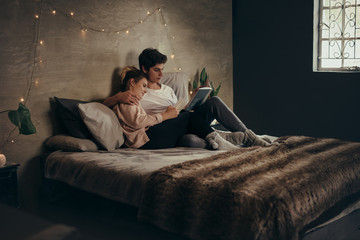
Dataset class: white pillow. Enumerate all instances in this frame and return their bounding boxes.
[161,72,190,103]
[78,102,124,151]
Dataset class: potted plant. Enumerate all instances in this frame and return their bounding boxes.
[191,67,221,97]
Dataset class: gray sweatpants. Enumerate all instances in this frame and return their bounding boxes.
[194,96,248,132]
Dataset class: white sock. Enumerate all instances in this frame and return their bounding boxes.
[215,130,245,146]
[243,129,271,147]
[205,132,240,150]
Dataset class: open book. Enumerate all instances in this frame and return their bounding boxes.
[175,87,213,111]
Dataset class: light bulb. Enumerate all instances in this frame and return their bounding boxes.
[39,40,44,45]
[35,14,39,19]
[178,67,182,71]
[126,30,129,34]
[170,54,175,59]
[102,29,105,32]
[20,97,24,102]
[70,12,74,16]
[116,31,120,34]
[52,10,56,14]
[11,140,15,143]
[147,11,150,15]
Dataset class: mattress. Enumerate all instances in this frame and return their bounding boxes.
[45,147,223,207]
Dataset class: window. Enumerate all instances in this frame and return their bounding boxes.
[314,0,360,71]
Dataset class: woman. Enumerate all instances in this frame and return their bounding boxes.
[113,66,238,150]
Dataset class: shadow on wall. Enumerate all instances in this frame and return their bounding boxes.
[125,51,138,67]
[109,50,139,97]
[110,67,122,97]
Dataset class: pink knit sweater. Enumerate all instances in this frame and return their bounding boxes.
[113,104,163,148]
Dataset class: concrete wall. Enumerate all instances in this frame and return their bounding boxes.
[0,0,232,210]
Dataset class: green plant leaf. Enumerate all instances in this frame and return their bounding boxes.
[8,103,36,135]
[215,82,222,94]
[8,111,21,127]
[200,67,207,86]
[210,82,215,97]
[210,81,221,97]
[192,78,198,90]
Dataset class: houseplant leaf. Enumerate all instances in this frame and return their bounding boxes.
[8,110,21,128]
[200,67,207,86]
[210,81,222,97]
[192,78,198,91]
[8,103,36,135]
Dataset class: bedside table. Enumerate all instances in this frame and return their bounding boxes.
[0,162,20,207]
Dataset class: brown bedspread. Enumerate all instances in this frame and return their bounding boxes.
[138,136,360,240]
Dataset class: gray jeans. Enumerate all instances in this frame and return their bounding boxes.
[176,97,248,149]
[194,96,247,132]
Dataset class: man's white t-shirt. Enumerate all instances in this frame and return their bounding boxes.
[140,84,178,115]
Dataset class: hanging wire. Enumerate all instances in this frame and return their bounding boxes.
[0,0,43,149]
[159,9,182,71]
[46,3,161,34]
[24,0,43,104]
[43,3,181,70]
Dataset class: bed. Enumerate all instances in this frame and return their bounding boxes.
[42,72,360,240]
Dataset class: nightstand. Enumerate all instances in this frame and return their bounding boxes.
[0,162,20,207]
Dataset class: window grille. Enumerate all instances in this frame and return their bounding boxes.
[314,0,360,71]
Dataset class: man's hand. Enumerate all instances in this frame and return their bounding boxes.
[117,91,140,105]
[103,91,140,107]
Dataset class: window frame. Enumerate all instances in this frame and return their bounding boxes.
[313,0,360,72]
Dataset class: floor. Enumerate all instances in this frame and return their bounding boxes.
[35,198,360,240]
[36,185,188,240]
[14,179,360,240]
[303,208,360,240]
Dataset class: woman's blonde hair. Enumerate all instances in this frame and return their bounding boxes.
[119,66,147,91]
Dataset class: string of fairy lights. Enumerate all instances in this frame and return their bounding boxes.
[2,0,182,148]
[0,0,44,150]
[38,2,182,70]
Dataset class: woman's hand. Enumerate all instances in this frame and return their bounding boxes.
[161,106,179,121]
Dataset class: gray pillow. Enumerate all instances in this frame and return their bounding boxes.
[44,134,98,152]
[54,97,92,139]
[78,102,124,151]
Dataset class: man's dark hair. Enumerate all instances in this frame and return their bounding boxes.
[138,48,167,71]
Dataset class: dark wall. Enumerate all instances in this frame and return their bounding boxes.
[233,0,360,142]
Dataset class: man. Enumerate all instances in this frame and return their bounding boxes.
[104,48,270,147]
[103,48,170,110]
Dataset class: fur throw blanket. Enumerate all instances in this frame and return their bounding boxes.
[138,136,360,240]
